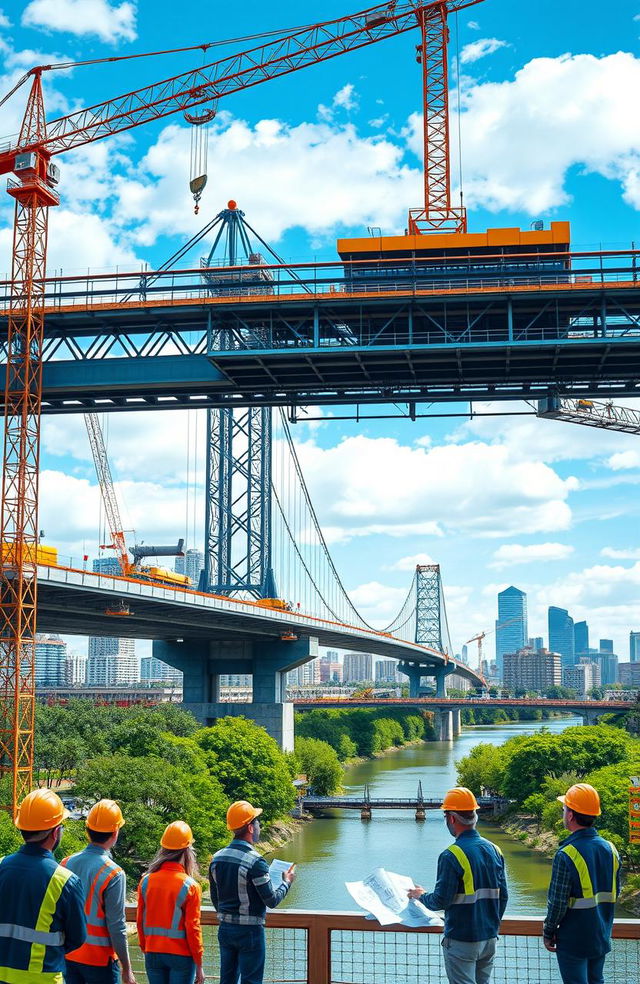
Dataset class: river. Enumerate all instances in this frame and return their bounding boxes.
[277,716,611,916]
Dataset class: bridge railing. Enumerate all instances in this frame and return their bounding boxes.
[124,907,639,984]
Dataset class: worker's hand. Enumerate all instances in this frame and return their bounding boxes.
[407,886,424,900]
[284,863,297,885]
[195,966,206,984]
[543,935,557,953]
[121,972,137,984]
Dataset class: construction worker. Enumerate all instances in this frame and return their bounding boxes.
[136,822,204,984]
[543,783,620,984]
[62,799,136,984]
[0,788,87,984]
[407,787,508,984]
[209,801,296,984]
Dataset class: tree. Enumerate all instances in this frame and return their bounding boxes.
[456,742,507,795]
[73,754,229,878]
[295,737,343,795]
[195,717,295,821]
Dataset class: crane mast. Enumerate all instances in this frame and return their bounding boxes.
[84,414,130,576]
[0,0,484,812]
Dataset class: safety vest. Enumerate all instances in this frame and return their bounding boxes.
[560,840,620,909]
[61,853,122,966]
[139,872,197,951]
[447,843,502,905]
[0,855,73,984]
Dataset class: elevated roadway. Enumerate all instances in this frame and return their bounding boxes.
[2,249,640,412]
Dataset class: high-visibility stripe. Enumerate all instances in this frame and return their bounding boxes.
[28,866,73,975]
[561,840,620,910]
[451,888,501,904]
[0,924,64,946]
[447,845,474,896]
[0,967,63,984]
[142,874,194,940]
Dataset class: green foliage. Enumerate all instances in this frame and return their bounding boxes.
[522,793,546,823]
[0,783,22,855]
[583,757,640,842]
[295,707,432,759]
[73,753,229,879]
[195,717,295,821]
[455,742,508,795]
[294,737,343,795]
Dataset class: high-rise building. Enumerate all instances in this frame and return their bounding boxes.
[460,644,469,665]
[175,548,204,586]
[343,652,373,683]
[375,660,399,683]
[574,621,589,657]
[65,652,87,687]
[35,635,67,687]
[503,647,561,693]
[88,557,139,685]
[319,655,342,683]
[495,587,527,678]
[548,607,575,668]
[599,639,614,654]
[563,659,601,695]
[619,662,640,688]
[528,637,544,651]
[594,650,619,687]
[631,631,640,663]
[140,657,182,685]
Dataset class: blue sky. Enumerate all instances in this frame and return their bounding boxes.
[2,0,640,662]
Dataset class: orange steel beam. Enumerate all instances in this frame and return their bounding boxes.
[0,72,58,812]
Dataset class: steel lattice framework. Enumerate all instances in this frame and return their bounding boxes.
[415,564,444,650]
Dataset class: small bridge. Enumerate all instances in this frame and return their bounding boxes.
[300,783,508,820]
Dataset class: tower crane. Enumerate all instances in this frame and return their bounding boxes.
[0,0,484,811]
[466,614,524,675]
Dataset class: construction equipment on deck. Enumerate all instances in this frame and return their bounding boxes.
[537,397,640,435]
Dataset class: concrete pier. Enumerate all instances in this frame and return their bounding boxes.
[154,635,318,751]
[452,707,462,737]
[435,709,453,741]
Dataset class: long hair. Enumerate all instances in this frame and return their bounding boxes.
[147,845,200,879]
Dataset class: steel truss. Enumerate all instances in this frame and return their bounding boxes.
[415,564,444,650]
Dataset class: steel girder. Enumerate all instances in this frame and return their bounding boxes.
[415,564,444,650]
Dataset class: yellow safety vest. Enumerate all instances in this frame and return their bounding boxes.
[0,856,74,984]
[561,841,619,909]
[447,843,502,905]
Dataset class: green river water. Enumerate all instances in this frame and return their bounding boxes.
[276,716,628,916]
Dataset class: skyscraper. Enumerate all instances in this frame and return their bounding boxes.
[495,587,527,678]
[175,548,204,586]
[35,635,67,687]
[140,657,182,685]
[88,557,139,685]
[528,637,544,651]
[342,652,373,683]
[574,621,589,657]
[548,607,575,668]
[599,639,613,654]
[630,631,640,663]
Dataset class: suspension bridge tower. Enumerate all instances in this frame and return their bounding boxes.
[398,564,455,701]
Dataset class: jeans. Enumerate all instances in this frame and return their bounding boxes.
[556,950,607,984]
[64,959,120,984]
[218,923,266,984]
[441,936,498,984]
[144,952,196,984]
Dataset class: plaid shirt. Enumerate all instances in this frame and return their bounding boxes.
[543,850,573,939]
[209,840,289,926]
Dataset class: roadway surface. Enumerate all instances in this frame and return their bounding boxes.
[35,565,484,686]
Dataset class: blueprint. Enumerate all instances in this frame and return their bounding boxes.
[345,867,443,928]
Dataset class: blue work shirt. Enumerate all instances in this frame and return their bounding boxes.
[0,842,87,984]
[420,828,508,941]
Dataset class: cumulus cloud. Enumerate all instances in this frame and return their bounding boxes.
[386,553,435,571]
[22,0,136,43]
[460,38,508,64]
[601,547,640,560]
[348,581,414,627]
[293,434,575,543]
[607,450,640,470]
[489,542,574,569]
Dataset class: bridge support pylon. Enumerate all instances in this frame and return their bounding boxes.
[452,707,462,737]
[154,634,318,751]
[435,709,453,742]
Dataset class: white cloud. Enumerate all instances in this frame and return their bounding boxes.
[460,38,508,64]
[333,83,358,112]
[0,9,10,28]
[467,20,480,30]
[386,553,435,571]
[293,434,575,542]
[22,0,136,43]
[489,542,574,569]
[601,547,640,560]
[607,450,640,470]
[407,51,640,214]
[348,580,413,626]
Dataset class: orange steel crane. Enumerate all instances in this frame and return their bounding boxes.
[466,615,524,674]
[85,414,129,578]
[0,0,484,812]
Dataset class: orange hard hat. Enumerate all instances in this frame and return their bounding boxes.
[15,789,69,831]
[160,821,194,850]
[557,783,601,816]
[86,799,125,833]
[441,787,479,812]
[226,800,263,831]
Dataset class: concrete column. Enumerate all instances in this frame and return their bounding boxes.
[451,707,462,737]
[435,709,453,741]
[434,666,448,698]
[154,635,318,752]
[398,662,423,698]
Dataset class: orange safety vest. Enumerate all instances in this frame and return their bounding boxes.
[136,863,203,961]
[62,854,122,965]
